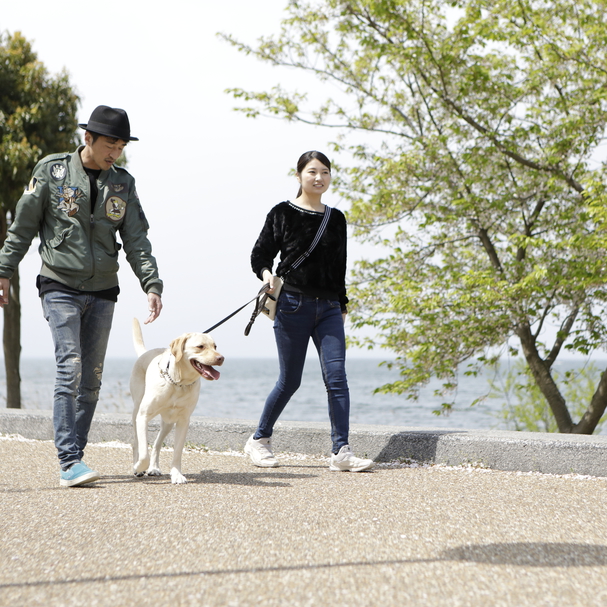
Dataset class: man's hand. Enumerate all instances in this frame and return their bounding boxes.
[144,292,162,324]
[0,278,10,307]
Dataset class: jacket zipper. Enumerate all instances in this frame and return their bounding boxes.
[87,177,96,281]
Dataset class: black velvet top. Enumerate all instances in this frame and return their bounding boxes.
[251,201,348,310]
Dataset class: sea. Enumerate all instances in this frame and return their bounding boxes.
[1,357,603,432]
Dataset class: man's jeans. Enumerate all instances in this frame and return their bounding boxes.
[254,291,350,453]
[41,291,115,468]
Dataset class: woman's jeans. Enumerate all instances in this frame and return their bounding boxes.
[254,291,350,453]
[41,291,115,468]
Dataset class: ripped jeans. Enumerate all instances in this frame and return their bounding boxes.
[41,291,115,468]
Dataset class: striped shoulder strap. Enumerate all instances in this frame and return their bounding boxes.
[289,206,332,272]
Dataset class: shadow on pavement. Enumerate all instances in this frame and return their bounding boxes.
[441,542,607,567]
[3,542,605,590]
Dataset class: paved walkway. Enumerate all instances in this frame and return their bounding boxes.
[2,436,607,606]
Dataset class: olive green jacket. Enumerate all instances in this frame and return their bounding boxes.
[0,147,162,295]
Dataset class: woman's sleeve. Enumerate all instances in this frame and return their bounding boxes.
[251,207,281,280]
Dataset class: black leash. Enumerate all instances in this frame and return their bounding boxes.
[244,287,277,337]
[205,207,332,335]
[203,284,272,334]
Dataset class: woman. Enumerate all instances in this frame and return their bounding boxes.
[245,150,375,472]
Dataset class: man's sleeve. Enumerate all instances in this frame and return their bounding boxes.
[118,181,163,296]
[0,167,48,279]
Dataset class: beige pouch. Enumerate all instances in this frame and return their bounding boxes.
[260,276,284,320]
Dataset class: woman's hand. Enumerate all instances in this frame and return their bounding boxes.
[262,269,275,293]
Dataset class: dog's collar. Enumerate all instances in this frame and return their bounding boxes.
[159,358,197,388]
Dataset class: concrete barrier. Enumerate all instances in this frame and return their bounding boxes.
[2,407,607,477]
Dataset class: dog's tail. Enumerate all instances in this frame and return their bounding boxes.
[132,318,147,357]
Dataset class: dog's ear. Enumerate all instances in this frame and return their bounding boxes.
[169,334,190,363]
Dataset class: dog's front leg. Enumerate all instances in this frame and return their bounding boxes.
[148,419,174,476]
[133,413,152,476]
[131,410,140,470]
[170,419,190,484]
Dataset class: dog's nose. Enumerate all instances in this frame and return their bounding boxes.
[216,355,225,365]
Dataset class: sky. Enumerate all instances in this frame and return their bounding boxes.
[2,0,385,361]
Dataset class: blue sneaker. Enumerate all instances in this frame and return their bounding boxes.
[60,462,100,487]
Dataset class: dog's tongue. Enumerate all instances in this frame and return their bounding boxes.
[202,364,220,381]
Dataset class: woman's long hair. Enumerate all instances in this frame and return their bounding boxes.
[295,150,332,198]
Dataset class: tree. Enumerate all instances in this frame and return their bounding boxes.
[489,359,606,433]
[222,0,607,433]
[0,31,79,407]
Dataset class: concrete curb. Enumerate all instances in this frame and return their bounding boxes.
[3,408,607,477]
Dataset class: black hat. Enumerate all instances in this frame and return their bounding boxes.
[79,105,139,141]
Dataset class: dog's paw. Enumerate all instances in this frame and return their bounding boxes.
[133,470,145,478]
[147,468,162,477]
[134,458,150,474]
[171,469,188,484]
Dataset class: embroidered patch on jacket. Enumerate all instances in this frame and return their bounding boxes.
[24,177,37,195]
[57,186,83,217]
[50,163,67,181]
[105,196,126,221]
[110,182,126,193]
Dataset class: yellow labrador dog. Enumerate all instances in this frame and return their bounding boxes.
[130,319,224,484]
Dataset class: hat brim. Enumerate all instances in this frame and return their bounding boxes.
[78,123,139,142]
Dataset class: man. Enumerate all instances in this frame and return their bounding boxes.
[0,105,163,487]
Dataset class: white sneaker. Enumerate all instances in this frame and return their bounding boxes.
[330,445,375,472]
[244,434,279,468]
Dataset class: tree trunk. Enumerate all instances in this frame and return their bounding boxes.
[574,368,607,434]
[516,321,574,433]
[516,320,607,435]
[3,267,21,408]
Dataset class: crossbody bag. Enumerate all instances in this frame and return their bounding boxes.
[244,206,332,335]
